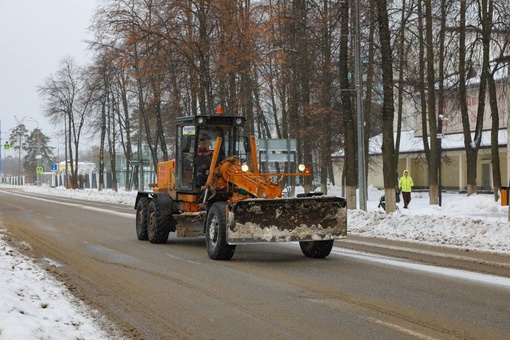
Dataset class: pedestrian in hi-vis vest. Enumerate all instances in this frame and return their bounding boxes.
[399,170,414,209]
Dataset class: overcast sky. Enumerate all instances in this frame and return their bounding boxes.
[0,0,98,151]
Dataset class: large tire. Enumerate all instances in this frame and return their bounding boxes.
[206,202,236,260]
[147,199,171,244]
[299,240,334,259]
[136,197,149,240]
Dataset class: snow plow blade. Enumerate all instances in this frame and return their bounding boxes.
[226,196,347,244]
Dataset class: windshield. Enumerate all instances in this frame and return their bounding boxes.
[175,122,245,191]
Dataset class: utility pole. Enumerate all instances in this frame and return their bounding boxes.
[355,0,367,211]
[438,115,443,207]
[18,129,22,185]
[0,119,2,176]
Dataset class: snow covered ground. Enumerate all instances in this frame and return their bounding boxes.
[1,183,509,338]
[351,186,510,254]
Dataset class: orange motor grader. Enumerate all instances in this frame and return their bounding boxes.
[135,113,347,260]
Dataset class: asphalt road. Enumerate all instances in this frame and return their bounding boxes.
[1,188,509,339]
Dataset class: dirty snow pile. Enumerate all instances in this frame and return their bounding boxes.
[347,186,510,254]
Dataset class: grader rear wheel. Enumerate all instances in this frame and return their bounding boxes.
[135,197,149,240]
[147,199,171,244]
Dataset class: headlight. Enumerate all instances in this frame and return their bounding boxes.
[197,117,204,124]
[241,164,249,172]
[298,164,306,172]
[235,118,243,125]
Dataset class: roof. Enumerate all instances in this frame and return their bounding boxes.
[332,129,508,157]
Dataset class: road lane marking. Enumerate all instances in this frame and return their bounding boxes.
[68,223,94,232]
[363,316,437,340]
[165,253,200,265]
[1,189,134,219]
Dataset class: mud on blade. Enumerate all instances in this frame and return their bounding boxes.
[226,196,347,244]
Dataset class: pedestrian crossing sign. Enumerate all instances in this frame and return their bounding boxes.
[3,141,11,150]
[36,166,44,174]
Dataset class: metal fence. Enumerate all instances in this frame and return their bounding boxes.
[1,169,156,191]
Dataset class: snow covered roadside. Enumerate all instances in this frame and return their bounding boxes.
[0,227,116,339]
[348,187,510,254]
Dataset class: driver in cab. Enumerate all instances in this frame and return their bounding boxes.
[195,138,212,188]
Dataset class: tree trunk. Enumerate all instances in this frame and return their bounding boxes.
[488,72,502,201]
[99,100,106,191]
[393,0,408,211]
[376,0,397,211]
[151,78,168,161]
[319,0,333,195]
[118,72,132,190]
[363,4,376,194]
[483,0,501,201]
[417,0,430,174]
[425,0,439,204]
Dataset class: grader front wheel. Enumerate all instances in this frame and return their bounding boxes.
[299,240,334,259]
[206,202,236,260]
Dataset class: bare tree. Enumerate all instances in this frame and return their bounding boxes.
[38,57,92,189]
[458,0,483,195]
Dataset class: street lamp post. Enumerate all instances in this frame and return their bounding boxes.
[18,133,22,185]
[35,127,41,186]
[64,115,68,188]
